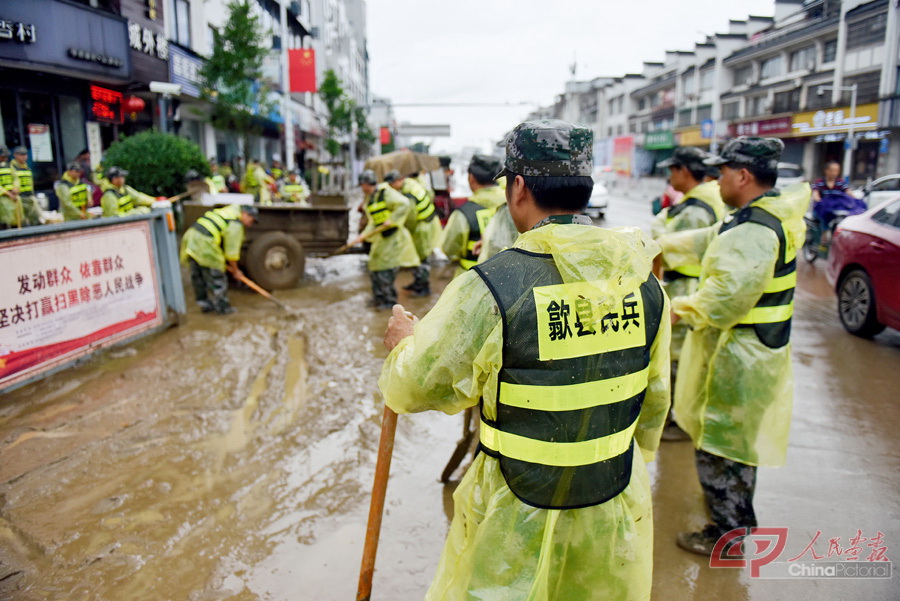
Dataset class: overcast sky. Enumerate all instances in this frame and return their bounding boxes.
[367,0,776,154]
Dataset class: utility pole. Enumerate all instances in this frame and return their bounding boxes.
[280,1,295,171]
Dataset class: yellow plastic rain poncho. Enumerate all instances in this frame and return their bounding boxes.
[657,183,809,467]
[179,204,246,272]
[101,184,155,217]
[242,162,275,204]
[441,185,506,275]
[55,173,90,221]
[363,183,420,272]
[477,203,520,264]
[398,177,442,260]
[650,180,726,361]
[380,222,671,601]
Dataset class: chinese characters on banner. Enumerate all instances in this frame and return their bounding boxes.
[0,222,163,390]
[535,283,645,361]
[128,20,168,60]
[0,19,37,44]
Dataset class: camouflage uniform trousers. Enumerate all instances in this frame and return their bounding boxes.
[695,448,758,536]
[369,268,398,308]
[189,258,231,313]
[410,257,431,293]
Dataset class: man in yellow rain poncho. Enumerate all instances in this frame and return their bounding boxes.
[385,169,442,297]
[656,137,809,556]
[180,204,258,314]
[650,147,726,441]
[441,154,506,277]
[476,176,521,265]
[380,120,670,601]
[358,170,419,309]
[100,167,155,217]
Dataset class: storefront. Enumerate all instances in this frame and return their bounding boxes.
[641,130,674,176]
[791,103,882,183]
[675,127,711,149]
[0,0,131,191]
[728,116,806,166]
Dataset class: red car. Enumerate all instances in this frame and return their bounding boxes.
[826,197,900,337]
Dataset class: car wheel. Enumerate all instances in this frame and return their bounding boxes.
[837,269,885,338]
[245,232,306,290]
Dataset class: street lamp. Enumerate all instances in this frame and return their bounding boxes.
[817,83,858,181]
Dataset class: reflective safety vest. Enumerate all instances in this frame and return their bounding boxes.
[12,163,33,194]
[270,167,284,180]
[472,248,664,509]
[244,167,259,188]
[719,203,796,349]
[108,188,134,215]
[366,189,397,237]
[210,174,226,191]
[663,197,718,281]
[61,179,90,209]
[282,183,306,200]
[0,162,13,190]
[402,181,436,223]
[193,207,236,247]
[458,200,496,270]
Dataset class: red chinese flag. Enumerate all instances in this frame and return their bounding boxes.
[380,127,392,145]
[289,48,317,93]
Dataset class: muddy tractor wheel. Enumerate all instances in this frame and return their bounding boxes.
[245,232,306,290]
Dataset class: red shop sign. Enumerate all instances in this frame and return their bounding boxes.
[90,85,124,124]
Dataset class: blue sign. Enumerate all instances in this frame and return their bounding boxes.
[169,44,204,98]
[701,119,715,139]
[879,138,889,155]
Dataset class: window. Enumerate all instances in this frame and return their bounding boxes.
[722,101,740,120]
[166,0,191,46]
[696,105,712,123]
[699,69,714,91]
[733,65,753,85]
[747,96,765,117]
[682,71,695,95]
[823,39,838,63]
[847,13,887,49]
[677,109,693,127]
[872,199,900,228]
[638,98,646,111]
[789,46,816,72]
[844,71,882,104]
[773,89,801,113]
[872,177,900,193]
[760,55,783,79]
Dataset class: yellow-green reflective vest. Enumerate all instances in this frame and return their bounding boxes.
[719,203,796,348]
[458,200,496,270]
[109,188,134,215]
[211,174,226,191]
[282,183,305,199]
[473,248,664,509]
[62,179,90,209]
[271,167,283,180]
[12,163,33,193]
[663,198,718,280]
[193,207,235,247]
[0,163,13,190]
[365,189,397,237]
[244,167,259,188]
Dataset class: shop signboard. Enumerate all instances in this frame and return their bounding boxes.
[169,44,204,98]
[644,131,674,150]
[121,0,167,84]
[729,117,793,138]
[613,136,634,176]
[0,0,130,81]
[791,103,879,136]
[0,221,164,391]
[677,128,710,146]
[90,86,124,124]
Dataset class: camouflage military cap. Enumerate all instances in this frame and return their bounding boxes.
[358,169,377,185]
[657,146,708,170]
[0,145,9,156]
[704,136,784,171]
[468,154,502,178]
[383,169,402,183]
[106,166,128,179]
[497,119,593,179]
[12,146,27,155]
[240,204,259,218]
[66,161,84,172]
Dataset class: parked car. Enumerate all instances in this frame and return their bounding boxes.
[857,173,900,208]
[776,162,805,188]
[826,197,900,337]
[586,179,609,219]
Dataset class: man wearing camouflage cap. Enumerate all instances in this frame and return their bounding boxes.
[440,154,506,277]
[656,137,809,556]
[55,162,91,221]
[385,169,441,296]
[651,147,726,441]
[101,167,155,217]
[380,119,670,600]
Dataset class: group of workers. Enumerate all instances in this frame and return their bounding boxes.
[356,154,518,309]
[376,118,810,600]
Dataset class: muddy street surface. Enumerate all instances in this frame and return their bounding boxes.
[1,186,898,600]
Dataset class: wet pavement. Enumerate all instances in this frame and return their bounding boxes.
[1,186,898,600]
